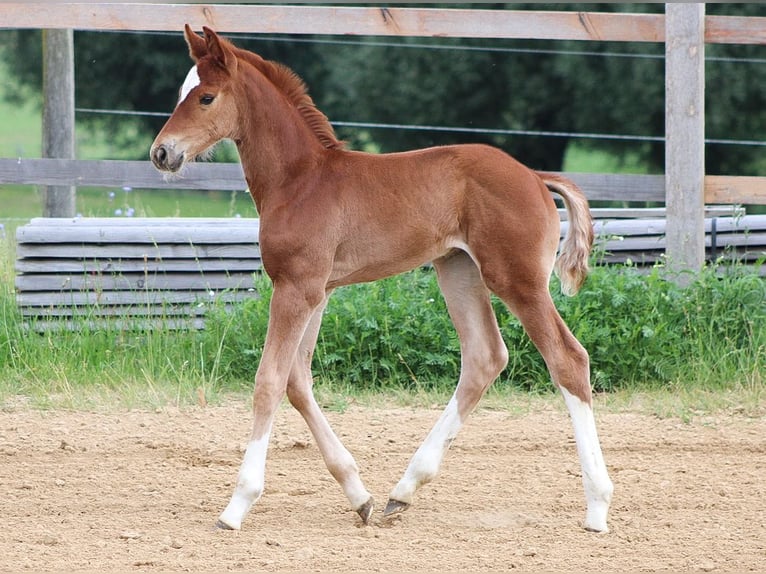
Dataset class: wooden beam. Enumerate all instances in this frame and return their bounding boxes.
[15,271,257,293]
[0,158,671,201]
[16,289,256,308]
[5,159,766,206]
[15,257,261,274]
[705,175,766,205]
[705,15,766,45]
[3,3,762,45]
[15,242,260,260]
[15,219,259,244]
[563,173,665,202]
[42,29,76,217]
[0,158,246,191]
[664,3,706,276]
[0,3,665,41]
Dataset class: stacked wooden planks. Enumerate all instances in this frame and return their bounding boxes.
[13,211,766,330]
[561,210,766,269]
[15,217,261,330]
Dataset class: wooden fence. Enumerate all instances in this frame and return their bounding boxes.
[1,3,766,273]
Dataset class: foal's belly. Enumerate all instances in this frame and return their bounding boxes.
[326,233,458,288]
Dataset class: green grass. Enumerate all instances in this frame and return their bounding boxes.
[2,217,764,415]
[562,142,653,174]
[1,70,763,417]
[0,98,40,159]
[1,184,258,221]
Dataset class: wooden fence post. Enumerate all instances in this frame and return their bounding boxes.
[664,3,705,278]
[42,29,76,217]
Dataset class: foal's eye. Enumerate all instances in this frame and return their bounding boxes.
[199,94,215,106]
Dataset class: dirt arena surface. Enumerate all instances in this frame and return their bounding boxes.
[1,397,764,572]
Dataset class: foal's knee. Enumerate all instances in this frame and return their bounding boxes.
[467,339,508,385]
[285,361,314,412]
[487,343,509,381]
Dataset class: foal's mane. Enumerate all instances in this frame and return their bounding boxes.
[230,43,344,150]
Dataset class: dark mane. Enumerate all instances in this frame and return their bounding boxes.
[232,45,344,150]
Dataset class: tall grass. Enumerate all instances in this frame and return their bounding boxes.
[1,221,764,410]
[0,232,225,408]
[212,265,765,394]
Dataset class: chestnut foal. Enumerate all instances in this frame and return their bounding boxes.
[151,26,613,532]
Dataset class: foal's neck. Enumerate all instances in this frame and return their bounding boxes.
[233,67,327,213]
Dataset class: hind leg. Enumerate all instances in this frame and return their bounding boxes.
[495,281,613,532]
[385,251,508,514]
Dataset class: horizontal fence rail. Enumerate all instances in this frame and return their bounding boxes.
[2,4,765,44]
[2,158,765,204]
[2,5,668,41]
[0,158,246,191]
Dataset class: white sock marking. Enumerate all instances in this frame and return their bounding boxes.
[178,65,200,106]
[390,396,462,504]
[560,387,613,531]
[218,433,270,530]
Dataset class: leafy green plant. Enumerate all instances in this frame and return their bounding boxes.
[203,263,765,396]
[1,221,764,409]
[553,263,766,392]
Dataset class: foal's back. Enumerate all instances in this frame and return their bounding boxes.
[310,143,559,288]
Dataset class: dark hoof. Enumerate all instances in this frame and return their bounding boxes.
[215,519,235,531]
[383,499,410,517]
[356,497,375,524]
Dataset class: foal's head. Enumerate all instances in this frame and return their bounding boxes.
[151,25,240,173]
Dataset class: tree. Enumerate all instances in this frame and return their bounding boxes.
[1,3,764,175]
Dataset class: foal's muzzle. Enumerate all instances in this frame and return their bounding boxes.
[150,143,185,173]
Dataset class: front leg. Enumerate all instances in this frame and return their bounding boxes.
[217,433,271,530]
[285,294,374,523]
[217,281,325,530]
[385,396,463,514]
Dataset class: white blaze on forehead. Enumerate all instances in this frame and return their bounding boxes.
[177,65,200,106]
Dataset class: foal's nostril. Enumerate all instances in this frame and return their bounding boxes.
[154,145,168,166]
[151,144,184,172]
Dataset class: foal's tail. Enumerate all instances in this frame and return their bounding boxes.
[538,172,594,296]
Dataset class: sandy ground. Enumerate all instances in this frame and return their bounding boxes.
[1,398,764,572]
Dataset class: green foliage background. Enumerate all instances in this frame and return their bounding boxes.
[1,4,764,173]
[6,261,759,407]
[204,266,765,395]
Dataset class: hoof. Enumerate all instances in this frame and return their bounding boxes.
[584,520,609,534]
[356,497,374,524]
[215,519,237,531]
[383,499,410,517]
[584,500,610,533]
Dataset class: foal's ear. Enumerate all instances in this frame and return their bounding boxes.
[184,24,207,62]
[203,26,237,73]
